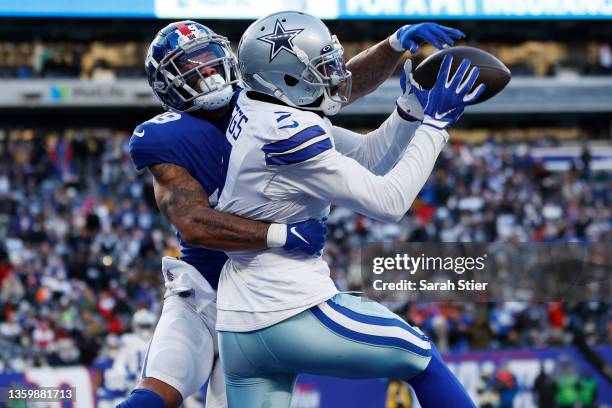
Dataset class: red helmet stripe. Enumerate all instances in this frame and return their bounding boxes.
[176,23,192,36]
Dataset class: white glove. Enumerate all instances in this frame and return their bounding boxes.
[396,59,424,122]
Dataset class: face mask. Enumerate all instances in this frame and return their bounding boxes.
[194,74,234,110]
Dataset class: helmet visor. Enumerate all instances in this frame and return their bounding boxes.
[311,36,351,103]
[316,52,351,101]
[161,42,237,101]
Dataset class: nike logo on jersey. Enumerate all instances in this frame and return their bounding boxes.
[133,130,145,137]
[279,121,299,129]
[290,226,309,244]
[434,109,456,120]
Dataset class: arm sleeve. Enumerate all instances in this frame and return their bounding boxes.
[275,125,448,223]
[129,125,184,171]
[331,109,419,175]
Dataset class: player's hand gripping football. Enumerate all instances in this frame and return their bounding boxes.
[389,23,465,53]
[416,55,486,130]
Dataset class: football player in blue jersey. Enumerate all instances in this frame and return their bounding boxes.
[119,19,465,408]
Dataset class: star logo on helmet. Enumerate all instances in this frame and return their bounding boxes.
[257,20,304,62]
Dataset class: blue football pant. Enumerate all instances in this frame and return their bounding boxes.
[219,294,475,408]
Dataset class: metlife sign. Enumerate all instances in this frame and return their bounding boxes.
[337,0,612,19]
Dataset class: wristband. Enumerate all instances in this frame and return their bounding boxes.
[396,93,424,122]
[388,27,407,52]
[266,223,287,248]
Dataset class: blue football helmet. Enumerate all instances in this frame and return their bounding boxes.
[146,21,239,112]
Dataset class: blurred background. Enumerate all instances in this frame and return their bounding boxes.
[0,1,610,407]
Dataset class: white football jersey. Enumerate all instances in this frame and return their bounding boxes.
[216,92,447,331]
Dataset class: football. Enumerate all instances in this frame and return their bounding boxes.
[412,46,511,104]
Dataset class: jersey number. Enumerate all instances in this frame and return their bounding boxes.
[228,105,249,141]
[148,112,181,124]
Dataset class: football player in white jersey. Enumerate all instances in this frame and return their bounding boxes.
[215,11,485,408]
[120,17,466,408]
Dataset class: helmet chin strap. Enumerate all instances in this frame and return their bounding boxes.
[319,97,342,116]
[252,73,340,115]
[252,73,297,107]
[191,74,234,111]
[194,86,233,110]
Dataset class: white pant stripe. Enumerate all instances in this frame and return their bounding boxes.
[317,302,431,351]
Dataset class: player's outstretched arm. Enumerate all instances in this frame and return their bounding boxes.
[346,23,465,104]
[275,57,483,223]
[279,125,447,223]
[149,163,325,255]
[346,38,404,104]
[331,105,418,175]
[332,60,423,175]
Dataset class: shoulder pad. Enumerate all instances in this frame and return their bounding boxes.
[133,111,185,136]
[129,112,190,170]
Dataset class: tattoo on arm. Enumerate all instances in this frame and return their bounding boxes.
[149,163,269,251]
[345,38,404,105]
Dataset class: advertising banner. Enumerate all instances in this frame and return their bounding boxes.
[1,0,610,19]
[0,347,609,407]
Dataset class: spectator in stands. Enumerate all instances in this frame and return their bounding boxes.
[0,129,610,370]
[533,361,557,408]
[493,362,518,408]
[555,356,581,408]
[578,371,598,408]
[1,39,612,79]
[32,320,54,352]
[489,304,516,348]
[476,362,500,408]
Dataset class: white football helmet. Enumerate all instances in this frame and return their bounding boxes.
[132,309,156,339]
[238,11,352,116]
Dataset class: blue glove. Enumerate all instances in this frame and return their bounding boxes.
[283,219,327,256]
[421,55,486,130]
[389,23,465,53]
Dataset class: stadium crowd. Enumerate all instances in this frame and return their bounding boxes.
[0,128,610,371]
[0,40,611,79]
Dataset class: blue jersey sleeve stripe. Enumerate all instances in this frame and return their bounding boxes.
[263,125,326,155]
[265,138,332,166]
[275,112,292,123]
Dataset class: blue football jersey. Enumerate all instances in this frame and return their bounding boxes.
[129,106,235,289]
